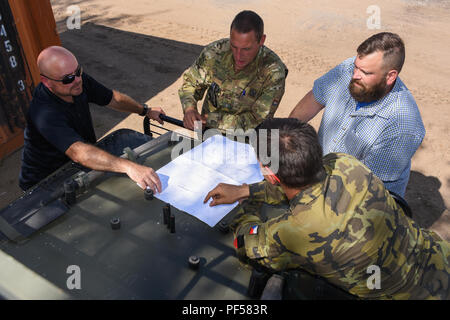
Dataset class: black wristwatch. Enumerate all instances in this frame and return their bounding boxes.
[140,103,149,116]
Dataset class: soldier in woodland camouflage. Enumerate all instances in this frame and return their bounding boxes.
[204,118,449,300]
[179,10,287,131]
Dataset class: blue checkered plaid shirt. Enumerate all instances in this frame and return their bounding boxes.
[313,57,425,197]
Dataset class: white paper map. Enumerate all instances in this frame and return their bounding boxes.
[154,134,263,227]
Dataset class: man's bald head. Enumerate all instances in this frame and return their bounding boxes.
[38,46,83,102]
[37,46,78,79]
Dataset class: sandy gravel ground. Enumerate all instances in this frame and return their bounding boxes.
[0,0,448,238]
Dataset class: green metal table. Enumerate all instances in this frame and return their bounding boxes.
[0,131,253,299]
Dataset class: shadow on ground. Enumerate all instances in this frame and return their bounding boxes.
[405,170,447,228]
[58,22,203,137]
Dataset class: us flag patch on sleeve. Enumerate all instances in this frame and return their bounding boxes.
[249,225,259,235]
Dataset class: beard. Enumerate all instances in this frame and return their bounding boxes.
[349,77,387,103]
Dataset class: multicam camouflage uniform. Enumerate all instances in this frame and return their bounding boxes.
[231,153,449,300]
[179,38,287,131]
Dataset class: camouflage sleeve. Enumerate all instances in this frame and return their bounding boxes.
[178,47,210,112]
[232,208,297,272]
[249,181,288,204]
[207,64,286,131]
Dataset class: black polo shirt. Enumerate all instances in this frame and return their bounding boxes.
[19,73,113,190]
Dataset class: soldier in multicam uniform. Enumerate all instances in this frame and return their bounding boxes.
[179,10,287,132]
[204,118,449,300]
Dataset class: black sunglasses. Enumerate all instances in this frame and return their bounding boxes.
[41,65,83,85]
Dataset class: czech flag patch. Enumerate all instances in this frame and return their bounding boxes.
[249,225,259,235]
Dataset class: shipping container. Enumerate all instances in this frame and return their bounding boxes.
[0,0,60,160]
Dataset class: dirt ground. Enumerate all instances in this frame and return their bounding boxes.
[0,0,449,237]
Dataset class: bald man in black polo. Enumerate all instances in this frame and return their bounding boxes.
[20,46,164,192]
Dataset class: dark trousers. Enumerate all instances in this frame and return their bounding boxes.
[72,129,152,173]
[95,129,152,157]
[282,269,358,300]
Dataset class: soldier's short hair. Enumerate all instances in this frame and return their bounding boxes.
[230,10,264,42]
[255,118,326,188]
[357,32,405,73]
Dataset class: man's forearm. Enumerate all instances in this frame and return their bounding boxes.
[108,90,144,114]
[179,59,209,113]
[249,181,288,204]
[183,105,198,114]
[289,90,325,122]
[66,141,162,192]
[179,88,200,113]
[66,141,130,174]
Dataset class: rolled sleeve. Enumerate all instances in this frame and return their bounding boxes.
[178,47,210,112]
[234,210,302,272]
[313,57,355,107]
[249,181,288,204]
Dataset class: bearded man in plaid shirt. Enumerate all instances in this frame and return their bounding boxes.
[289,32,425,197]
